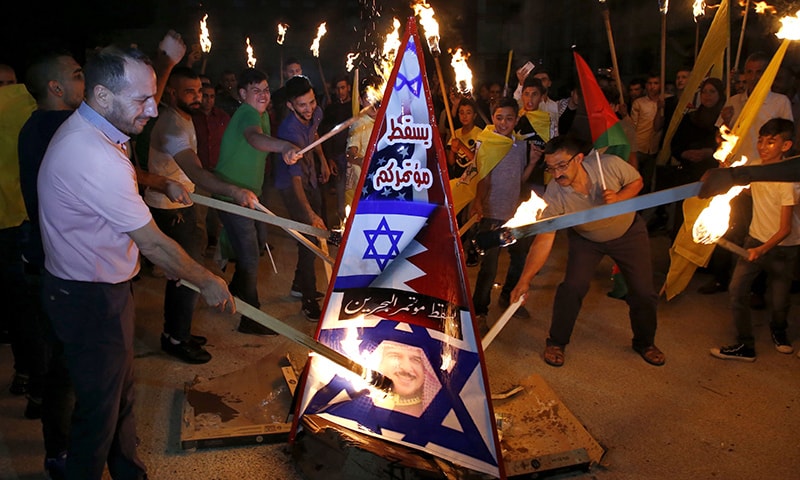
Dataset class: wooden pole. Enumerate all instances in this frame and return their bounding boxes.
[601,5,625,107]
[503,50,514,97]
[434,55,456,140]
[660,12,667,114]
[295,104,375,157]
[481,295,525,349]
[180,280,393,392]
[317,57,332,106]
[734,0,750,72]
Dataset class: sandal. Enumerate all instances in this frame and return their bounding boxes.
[633,344,665,366]
[543,344,565,367]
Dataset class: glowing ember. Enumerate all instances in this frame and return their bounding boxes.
[366,17,401,106]
[346,52,360,72]
[658,0,670,15]
[692,182,748,244]
[412,0,441,55]
[245,37,257,68]
[310,22,327,57]
[754,1,777,14]
[693,0,706,20]
[277,23,288,45]
[503,192,548,229]
[199,14,212,53]
[449,48,473,94]
[776,10,800,39]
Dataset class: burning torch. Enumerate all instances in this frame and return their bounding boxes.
[310,22,332,106]
[198,14,212,75]
[245,37,257,68]
[277,23,288,87]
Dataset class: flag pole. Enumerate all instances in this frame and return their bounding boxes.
[599,1,625,108]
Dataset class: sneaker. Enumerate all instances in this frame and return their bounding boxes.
[189,334,207,346]
[237,317,278,336]
[302,299,322,321]
[160,334,212,364]
[710,343,756,362]
[771,330,794,354]
[45,451,67,480]
[9,373,29,395]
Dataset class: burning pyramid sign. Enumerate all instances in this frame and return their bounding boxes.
[293,18,504,478]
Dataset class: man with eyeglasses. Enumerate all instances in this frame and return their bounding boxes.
[510,135,664,368]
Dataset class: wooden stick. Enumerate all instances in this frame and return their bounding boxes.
[716,237,750,260]
[482,294,525,349]
[660,12,667,114]
[434,56,456,140]
[734,0,750,72]
[180,280,393,392]
[600,5,625,108]
[458,214,479,237]
[252,202,334,265]
[503,50,513,97]
[295,104,374,157]
[595,150,607,190]
[317,57,331,106]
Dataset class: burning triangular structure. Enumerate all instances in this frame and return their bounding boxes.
[292,18,504,478]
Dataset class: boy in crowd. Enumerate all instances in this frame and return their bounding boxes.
[711,118,800,361]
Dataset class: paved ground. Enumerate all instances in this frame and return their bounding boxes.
[1,190,799,479]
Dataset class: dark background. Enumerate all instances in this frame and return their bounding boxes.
[0,0,794,96]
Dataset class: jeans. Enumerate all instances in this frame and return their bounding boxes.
[150,206,203,341]
[218,210,262,310]
[472,218,532,315]
[549,215,658,350]
[43,273,146,480]
[279,185,323,302]
[729,236,799,348]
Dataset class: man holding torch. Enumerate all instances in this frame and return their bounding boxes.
[510,135,664,367]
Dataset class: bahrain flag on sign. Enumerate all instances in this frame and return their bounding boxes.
[293,18,504,478]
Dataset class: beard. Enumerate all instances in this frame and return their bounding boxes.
[177,100,201,116]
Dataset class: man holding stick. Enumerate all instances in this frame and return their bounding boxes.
[510,135,664,367]
[37,46,235,480]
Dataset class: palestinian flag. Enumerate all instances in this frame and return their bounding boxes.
[573,50,630,161]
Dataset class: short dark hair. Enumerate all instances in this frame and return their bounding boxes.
[84,46,152,97]
[544,134,590,157]
[237,68,268,91]
[491,97,518,115]
[758,118,794,141]
[284,57,301,69]
[522,76,545,95]
[25,50,74,102]
[629,77,645,88]
[745,52,770,67]
[457,97,477,113]
[167,66,199,86]
[284,75,313,101]
[333,73,351,87]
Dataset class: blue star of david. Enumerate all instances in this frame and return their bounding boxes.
[362,217,403,270]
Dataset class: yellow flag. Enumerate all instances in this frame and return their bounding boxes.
[0,84,36,229]
[450,125,514,214]
[657,0,729,166]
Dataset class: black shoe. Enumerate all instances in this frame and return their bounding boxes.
[302,299,322,321]
[160,334,212,364]
[237,317,278,336]
[710,343,756,362]
[9,373,29,395]
[189,334,207,346]
[44,451,67,480]
[771,330,794,354]
[24,396,42,419]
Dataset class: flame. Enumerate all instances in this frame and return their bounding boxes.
[692,181,748,244]
[754,1,777,14]
[310,22,327,57]
[503,192,548,229]
[776,10,800,39]
[693,0,706,20]
[245,37,257,68]
[366,17,401,106]
[713,126,739,165]
[277,23,288,45]
[412,0,441,55]
[346,52,360,72]
[199,14,212,53]
[449,48,473,94]
[658,0,670,15]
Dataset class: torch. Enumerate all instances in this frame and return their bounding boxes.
[413,0,456,140]
[734,0,751,72]
[245,37,257,68]
[310,22,332,106]
[658,0,669,114]
[599,0,625,108]
[347,52,360,116]
[277,23,288,87]
[180,280,394,392]
[503,50,513,97]
[693,1,706,61]
[198,14,212,75]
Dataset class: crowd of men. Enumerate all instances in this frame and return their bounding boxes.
[1,24,800,480]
